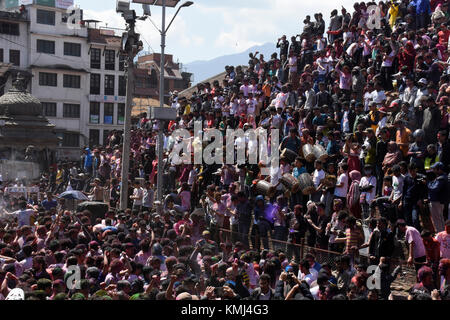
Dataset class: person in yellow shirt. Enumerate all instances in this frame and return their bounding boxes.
[388,1,399,29]
[56,166,63,186]
[368,102,380,133]
[183,103,191,115]
[394,119,411,158]
[262,75,272,108]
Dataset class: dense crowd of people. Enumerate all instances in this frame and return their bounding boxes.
[0,0,450,301]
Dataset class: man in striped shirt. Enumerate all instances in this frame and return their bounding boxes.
[334,216,364,262]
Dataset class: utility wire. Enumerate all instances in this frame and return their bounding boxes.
[0,34,90,69]
[135,26,156,54]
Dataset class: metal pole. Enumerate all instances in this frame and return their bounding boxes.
[157,0,166,202]
[119,23,136,211]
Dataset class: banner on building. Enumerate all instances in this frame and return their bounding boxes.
[5,0,19,8]
[36,0,55,7]
[20,0,33,5]
[55,0,73,9]
[89,95,126,104]
[90,115,99,124]
[104,116,113,124]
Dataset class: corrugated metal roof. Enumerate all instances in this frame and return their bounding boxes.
[132,97,170,116]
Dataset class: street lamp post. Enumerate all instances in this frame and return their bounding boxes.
[157,0,167,203]
[151,0,193,201]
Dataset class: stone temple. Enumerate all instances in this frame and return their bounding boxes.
[0,73,59,180]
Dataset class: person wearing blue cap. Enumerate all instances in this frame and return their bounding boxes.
[428,162,448,232]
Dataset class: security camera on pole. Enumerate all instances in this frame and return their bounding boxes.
[117,0,147,210]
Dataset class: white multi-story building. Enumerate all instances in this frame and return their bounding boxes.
[0,0,128,161]
[86,27,127,148]
[0,9,30,95]
[28,3,89,161]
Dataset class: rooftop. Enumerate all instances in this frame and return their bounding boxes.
[0,10,29,22]
[87,28,122,46]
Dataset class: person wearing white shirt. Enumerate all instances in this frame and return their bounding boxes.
[334,163,349,202]
[142,182,154,211]
[311,160,325,202]
[240,81,250,97]
[270,165,282,191]
[316,37,327,52]
[303,82,317,109]
[414,79,428,108]
[316,55,328,78]
[390,165,404,204]
[187,166,198,187]
[274,92,288,110]
[230,98,238,116]
[271,109,283,129]
[401,77,418,107]
[375,109,388,136]
[6,202,36,227]
[131,182,144,212]
[346,42,360,57]
[171,101,180,110]
[298,259,318,287]
[363,90,373,111]
[359,165,377,219]
[370,86,386,106]
[246,94,257,115]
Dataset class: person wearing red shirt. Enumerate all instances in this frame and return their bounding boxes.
[422,230,441,288]
[438,24,450,47]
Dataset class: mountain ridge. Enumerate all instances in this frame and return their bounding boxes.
[185,42,277,85]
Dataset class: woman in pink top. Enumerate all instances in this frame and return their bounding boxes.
[335,58,352,99]
[179,183,191,212]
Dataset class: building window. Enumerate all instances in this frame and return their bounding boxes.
[104,50,115,70]
[37,39,55,54]
[119,76,126,96]
[89,129,100,147]
[104,75,115,96]
[63,104,80,118]
[0,49,3,62]
[36,9,55,26]
[119,54,125,71]
[42,102,57,117]
[64,42,81,57]
[117,103,125,125]
[136,77,152,89]
[63,74,81,88]
[0,22,19,36]
[104,103,114,124]
[150,69,158,88]
[62,132,80,147]
[90,74,100,95]
[89,102,100,124]
[39,72,57,87]
[9,50,20,66]
[90,48,101,69]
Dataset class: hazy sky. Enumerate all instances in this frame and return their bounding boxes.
[77,0,356,64]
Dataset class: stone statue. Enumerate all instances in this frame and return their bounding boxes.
[12,72,28,92]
